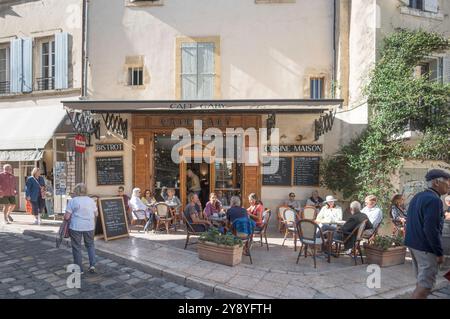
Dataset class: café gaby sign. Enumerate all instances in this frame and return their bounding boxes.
[264,144,323,153]
[169,103,226,110]
[96,143,124,152]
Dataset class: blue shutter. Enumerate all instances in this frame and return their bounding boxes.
[22,38,33,93]
[10,39,22,93]
[55,32,69,89]
[181,43,197,100]
[197,43,214,99]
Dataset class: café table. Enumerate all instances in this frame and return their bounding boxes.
[209,215,228,228]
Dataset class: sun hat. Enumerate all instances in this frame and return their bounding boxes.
[325,195,338,203]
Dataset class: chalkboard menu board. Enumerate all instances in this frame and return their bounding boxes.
[96,156,124,186]
[98,197,129,241]
[294,157,320,186]
[262,157,292,186]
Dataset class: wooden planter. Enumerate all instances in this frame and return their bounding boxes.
[364,244,406,267]
[197,241,243,267]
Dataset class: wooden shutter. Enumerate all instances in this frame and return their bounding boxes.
[181,43,197,99]
[197,43,214,99]
[10,38,22,93]
[55,32,69,89]
[22,38,32,93]
[424,0,438,12]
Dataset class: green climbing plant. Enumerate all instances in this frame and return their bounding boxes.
[321,29,450,212]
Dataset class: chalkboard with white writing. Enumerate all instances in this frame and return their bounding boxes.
[293,157,320,186]
[262,157,292,186]
[96,156,124,186]
[98,197,129,241]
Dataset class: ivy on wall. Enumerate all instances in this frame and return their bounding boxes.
[321,29,450,211]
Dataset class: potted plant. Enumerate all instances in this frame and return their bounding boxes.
[197,228,244,266]
[364,233,406,267]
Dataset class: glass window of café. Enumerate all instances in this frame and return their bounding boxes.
[154,134,180,200]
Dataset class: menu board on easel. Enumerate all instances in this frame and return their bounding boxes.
[97,197,129,241]
[262,157,292,186]
[293,157,320,186]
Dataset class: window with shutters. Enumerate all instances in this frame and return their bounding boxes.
[414,57,444,83]
[402,0,442,19]
[0,46,9,94]
[176,37,221,100]
[310,77,325,99]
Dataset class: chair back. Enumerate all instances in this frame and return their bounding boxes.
[156,202,170,218]
[355,220,368,241]
[261,209,272,231]
[297,220,321,244]
[302,206,317,220]
[182,212,196,234]
[278,206,289,220]
[283,209,296,224]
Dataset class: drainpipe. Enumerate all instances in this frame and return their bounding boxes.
[332,0,337,100]
[81,0,89,99]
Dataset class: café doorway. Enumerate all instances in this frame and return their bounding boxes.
[179,142,215,207]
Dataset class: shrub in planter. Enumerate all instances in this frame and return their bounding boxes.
[364,234,406,267]
[198,228,244,266]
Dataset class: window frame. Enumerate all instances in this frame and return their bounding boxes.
[176,36,221,100]
[128,66,144,87]
[0,45,9,84]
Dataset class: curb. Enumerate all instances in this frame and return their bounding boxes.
[22,229,253,299]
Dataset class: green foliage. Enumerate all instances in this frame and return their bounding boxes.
[371,234,404,251]
[322,29,450,212]
[199,228,243,247]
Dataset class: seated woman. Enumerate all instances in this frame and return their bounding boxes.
[305,190,324,210]
[247,193,264,231]
[184,193,211,232]
[204,192,223,218]
[129,188,156,231]
[166,188,181,207]
[141,189,157,207]
[390,194,407,232]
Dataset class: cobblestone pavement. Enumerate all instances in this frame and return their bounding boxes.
[0,232,208,299]
[394,282,450,299]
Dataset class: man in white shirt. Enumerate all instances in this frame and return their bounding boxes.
[361,195,383,231]
[316,195,343,223]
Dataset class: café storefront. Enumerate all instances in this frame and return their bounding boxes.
[62,99,342,208]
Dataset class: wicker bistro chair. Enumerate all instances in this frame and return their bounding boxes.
[301,206,318,220]
[390,209,406,237]
[362,222,381,244]
[182,213,205,249]
[281,209,299,251]
[277,206,290,233]
[154,203,173,234]
[130,209,148,232]
[330,220,367,265]
[253,209,272,251]
[296,220,331,268]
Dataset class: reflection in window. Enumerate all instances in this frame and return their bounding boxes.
[154,134,180,196]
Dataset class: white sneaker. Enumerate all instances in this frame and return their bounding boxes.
[33,219,39,225]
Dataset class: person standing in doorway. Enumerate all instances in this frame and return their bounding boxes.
[0,164,17,224]
[405,169,450,299]
[25,167,46,225]
[64,183,98,274]
[187,169,201,197]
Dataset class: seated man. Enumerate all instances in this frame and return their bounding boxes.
[326,201,372,252]
[316,195,343,224]
[184,193,211,232]
[283,192,301,212]
[226,196,248,225]
[361,195,383,237]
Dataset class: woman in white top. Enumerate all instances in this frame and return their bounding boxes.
[316,195,343,224]
[129,188,157,232]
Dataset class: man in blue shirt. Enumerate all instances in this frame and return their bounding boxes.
[405,169,450,299]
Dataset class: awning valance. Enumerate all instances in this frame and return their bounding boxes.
[62,99,343,114]
[0,150,44,162]
[0,105,67,150]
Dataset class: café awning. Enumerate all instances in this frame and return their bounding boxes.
[0,104,67,155]
[62,99,343,114]
[0,150,44,162]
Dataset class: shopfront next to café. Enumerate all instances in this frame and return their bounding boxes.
[62,99,342,208]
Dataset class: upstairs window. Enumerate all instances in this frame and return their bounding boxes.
[409,0,424,10]
[310,77,324,100]
[128,67,143,86]
[409,0,438,13]
[414,57,443,83]
[0,47,9,94]
[39,40,55,91]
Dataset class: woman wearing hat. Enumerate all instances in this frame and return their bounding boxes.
[316,195,343,224]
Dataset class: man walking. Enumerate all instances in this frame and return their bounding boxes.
[0,164,17,224]
[405,169,450,299]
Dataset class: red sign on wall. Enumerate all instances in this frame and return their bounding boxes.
[75,134,87,153]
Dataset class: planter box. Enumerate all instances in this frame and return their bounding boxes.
[197,241,243,267]
[364,244,406,267]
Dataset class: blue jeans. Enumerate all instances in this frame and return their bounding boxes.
[31,200,44,216]
[69,229,96,272]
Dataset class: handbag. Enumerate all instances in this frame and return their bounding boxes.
[25,200,33,215]
[56,219,70,248]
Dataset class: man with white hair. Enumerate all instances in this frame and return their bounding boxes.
[0,164,17,224]
[405,169,450,299]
